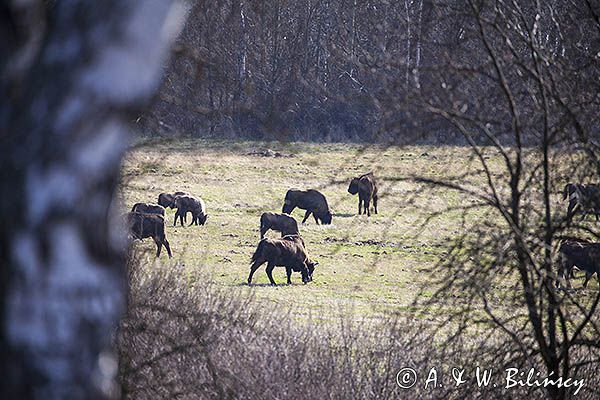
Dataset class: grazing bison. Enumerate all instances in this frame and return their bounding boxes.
[282,189,332,225]
[348,172,378,216]
[558,237,592,279]
[563,183,600,221]
[248,235,317,285]
[556,239,600,289]
[174,195,208,226]
[131,202,165,216]
[158,191,188,209]
[260,212,299,239]
[127,212,172,258]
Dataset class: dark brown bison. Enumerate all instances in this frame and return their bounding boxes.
[348,172,378,216]
[557,237,592,279]
[260,212,299,239]
[556,238,600,289]
[248,235,317,285]
[131,202,165,216]
[563,183,600,221]
[282,189,332,224]
[158,191,188,209]
[174,195,208,226]
[127,212,172,258]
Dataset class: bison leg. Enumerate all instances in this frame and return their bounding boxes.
[153,237,162,257]
[162,237,172,258]
[260,225,268,239]
[373,195,378,214]
[564,264,574,290]
[266,262,277,285]
[178,210,187,226]
[556,259,573,290]
[188,212,197,226]
[286,267,293,285]
[365,198,371,216]
[301,210,312,224]
[181,211,188,226]
[357,197,362,215]
[174,210,185,227]
[568,201,581,222]
[313,213,320,224]
[583,271,594,288]
[247,260,263,285]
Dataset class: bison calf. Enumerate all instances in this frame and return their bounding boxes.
[260,212,299,239]
[131,202,165,216]
[556,239,600,289]
[282,189,332,225]
[128,212,172,258]
[248,235,317,285]
[174,195,208,226]
[348,172,378,216]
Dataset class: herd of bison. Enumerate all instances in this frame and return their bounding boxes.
[127,174,600,290]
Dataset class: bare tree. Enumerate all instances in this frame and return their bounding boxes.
[405,1,600,399]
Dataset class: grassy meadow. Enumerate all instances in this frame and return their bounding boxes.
[120,138,588,321]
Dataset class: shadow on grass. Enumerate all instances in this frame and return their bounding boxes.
[334,212,355,218]
[236,282,307,287]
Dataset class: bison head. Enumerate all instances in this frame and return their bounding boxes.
[307,260,318,280]
[321,210,333,225]
[158,193,173,208]
[348,178,360,195]
[198,213,208,225]
[282,202,293,214]
[301,260,318,283]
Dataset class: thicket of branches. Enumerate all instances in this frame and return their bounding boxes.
[405,1,600,399]
[118,253,419,399]
[118,251,574,399]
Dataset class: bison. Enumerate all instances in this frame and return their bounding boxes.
[556,239,600,289]
[558,237,592,279]
[563,183,600,221]
[348,172,378,216]
[248,235,317,285]
[174,195,208,226]
[131,202,165,216]
[260,212,299,239]
[282,189,332,225]
[127,212,172,258]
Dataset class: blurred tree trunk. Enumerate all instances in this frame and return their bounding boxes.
[0,1,186,398]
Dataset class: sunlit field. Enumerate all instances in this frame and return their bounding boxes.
[121,138,595,321]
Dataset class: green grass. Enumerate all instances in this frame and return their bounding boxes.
[120,138,595,320]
